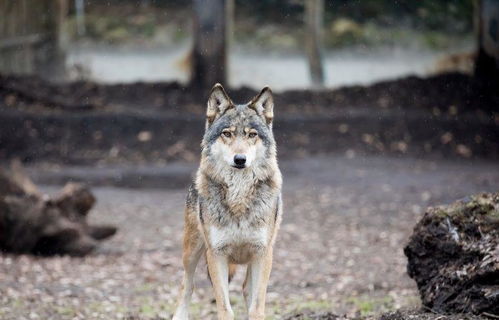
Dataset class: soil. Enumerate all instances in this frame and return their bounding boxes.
[2,72,498,115]
[0,72,498,164]
[1,155,498,319]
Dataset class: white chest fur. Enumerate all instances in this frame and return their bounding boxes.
[208,220,268,264]
[224,169,259,215]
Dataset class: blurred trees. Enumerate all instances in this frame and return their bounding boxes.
[234,0,474,30]
[0,0,487,85]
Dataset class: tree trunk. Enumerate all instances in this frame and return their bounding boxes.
[305,0,325,88]
[190,0,230,91]
[474,0,499,85]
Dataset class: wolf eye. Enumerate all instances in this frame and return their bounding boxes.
[222,131,232,138]
[248,132,258,138]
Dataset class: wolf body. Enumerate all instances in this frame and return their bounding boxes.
[172,84,282,320]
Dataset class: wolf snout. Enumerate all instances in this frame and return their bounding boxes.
[233,154,246,168]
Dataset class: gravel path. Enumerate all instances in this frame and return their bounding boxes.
[1,155,498,320]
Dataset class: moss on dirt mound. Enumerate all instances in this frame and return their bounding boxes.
[404,193,499,315]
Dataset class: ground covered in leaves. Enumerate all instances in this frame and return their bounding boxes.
[284,309,488,320]
[1,155,497,319]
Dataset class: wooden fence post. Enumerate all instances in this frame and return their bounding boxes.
[305,0,325,88]
[191,0,230,91]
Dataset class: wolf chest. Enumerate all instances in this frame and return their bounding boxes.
[208,220,269,263]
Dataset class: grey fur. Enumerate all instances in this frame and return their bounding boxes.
[203,104,274,152]
[195,97,282,257]
[188,100,280,230]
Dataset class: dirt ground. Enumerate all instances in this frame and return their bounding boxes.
[1,154,497,319]
[1,69,498,319]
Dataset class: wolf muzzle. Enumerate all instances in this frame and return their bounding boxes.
[233,154,246,169]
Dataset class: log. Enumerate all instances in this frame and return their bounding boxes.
[0,161,116,256]
[404,193,499,315]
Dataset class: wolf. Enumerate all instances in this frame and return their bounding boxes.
[172,84,283,320]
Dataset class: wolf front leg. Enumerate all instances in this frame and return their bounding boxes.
[172,241,204,320]
[247,247,273,320]
[242,264,253,308]
[206,249,234,320]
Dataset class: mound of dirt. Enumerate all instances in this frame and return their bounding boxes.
[404,193,499,315]
[1,72,498,164]
[1,72,498,115]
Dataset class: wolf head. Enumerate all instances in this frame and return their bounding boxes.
[201,84,276,173]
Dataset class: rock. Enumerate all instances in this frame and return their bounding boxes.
[0,161,117,256]
[404,193,499,315]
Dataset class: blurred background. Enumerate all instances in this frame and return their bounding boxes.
[0,1,498,319]
[0,0,486,87]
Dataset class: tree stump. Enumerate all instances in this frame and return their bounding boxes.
[404,193,499,315]
[0,162,116,256]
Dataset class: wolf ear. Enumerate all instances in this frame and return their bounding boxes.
[249,86,274,125]
[207,83,232,128]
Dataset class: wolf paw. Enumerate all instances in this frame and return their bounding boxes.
[172,308,188,320]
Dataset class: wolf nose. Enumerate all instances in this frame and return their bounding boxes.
[234,154,246,166]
